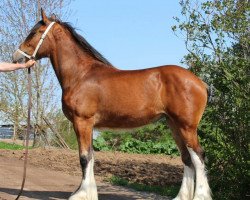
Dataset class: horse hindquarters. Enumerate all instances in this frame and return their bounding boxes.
[161,66,212,199]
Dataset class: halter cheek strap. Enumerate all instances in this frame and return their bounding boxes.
[18,22,55,60]
[17,49,32,59]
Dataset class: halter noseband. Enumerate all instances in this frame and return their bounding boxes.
[17,22,55,60]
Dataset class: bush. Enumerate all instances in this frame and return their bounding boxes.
[93,121,179,156]
[119,139,178,155]
[93,136,112,151]
[173,1,249,198]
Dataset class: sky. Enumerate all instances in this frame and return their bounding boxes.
[67,0,188,70]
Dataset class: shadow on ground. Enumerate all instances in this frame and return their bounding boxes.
[0,187,165,200]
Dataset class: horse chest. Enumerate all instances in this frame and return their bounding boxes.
[62,91,99,120]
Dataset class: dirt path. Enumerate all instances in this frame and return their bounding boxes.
[0,149,182,200]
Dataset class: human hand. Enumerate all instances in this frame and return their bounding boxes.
[24,60,36,68]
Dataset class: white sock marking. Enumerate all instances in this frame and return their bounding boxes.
[187,147,212,200]
[69,156,98,200]
[173,165,194,200]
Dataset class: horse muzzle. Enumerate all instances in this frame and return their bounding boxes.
[12,50,27,63]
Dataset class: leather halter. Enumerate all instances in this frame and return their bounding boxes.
[17,22,55,60]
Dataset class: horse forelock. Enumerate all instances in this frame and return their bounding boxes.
[25,20,45,42]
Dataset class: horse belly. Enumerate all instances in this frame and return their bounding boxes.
[94,92,165,128]
[94,111,164,129]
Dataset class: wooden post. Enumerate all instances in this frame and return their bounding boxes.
[43,117,70,149]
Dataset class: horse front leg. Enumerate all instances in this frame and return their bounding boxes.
[69,116,98,200]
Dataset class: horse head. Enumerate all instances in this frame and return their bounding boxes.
[13,9,57,63]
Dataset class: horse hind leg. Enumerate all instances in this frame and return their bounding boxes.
[178,125,212,200]
[173,148,195,200]
[187,143,212,200]
[174,150,195,200]
[69,117,98,200]
[168,120,195,200]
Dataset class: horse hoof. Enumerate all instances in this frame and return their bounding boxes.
[68,191,98,200]
[68,191,88,200]
[173,197,189,200]
[193,195,212,200]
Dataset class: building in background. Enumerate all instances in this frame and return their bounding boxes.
[0,125,14,139]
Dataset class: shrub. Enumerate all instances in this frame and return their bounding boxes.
[93,121,179,156]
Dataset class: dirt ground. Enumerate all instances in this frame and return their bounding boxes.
[0,148,183,200]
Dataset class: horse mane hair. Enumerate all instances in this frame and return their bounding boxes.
[27,19,112,66]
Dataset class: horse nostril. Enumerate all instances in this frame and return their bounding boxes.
[17,57,25,63]
[13,50,26,63]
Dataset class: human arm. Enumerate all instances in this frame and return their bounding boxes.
[0,60,35,72]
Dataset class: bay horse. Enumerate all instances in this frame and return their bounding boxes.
[13,10,212,200]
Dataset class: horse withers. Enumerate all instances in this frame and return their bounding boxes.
[13,10,212,200]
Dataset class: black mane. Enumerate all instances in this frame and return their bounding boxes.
[26,19,112,66]
[58,21,112,66]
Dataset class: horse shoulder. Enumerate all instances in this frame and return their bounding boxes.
[62,79,101,120]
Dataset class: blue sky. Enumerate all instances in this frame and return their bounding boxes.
[67,0,188,70]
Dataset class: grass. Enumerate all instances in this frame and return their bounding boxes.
[109,175,180,198]
[0,141,27,150]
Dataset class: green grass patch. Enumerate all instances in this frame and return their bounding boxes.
[109,175,179,198]
[0,141,27,150]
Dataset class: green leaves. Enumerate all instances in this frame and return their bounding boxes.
[93,136,112,151]
[94,136,179,155]
[93,121,179,156]
[119,139,178,155]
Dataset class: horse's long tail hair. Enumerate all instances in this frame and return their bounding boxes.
[205,83,215,103]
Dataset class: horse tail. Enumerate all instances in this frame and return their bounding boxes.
[204,82,214,103]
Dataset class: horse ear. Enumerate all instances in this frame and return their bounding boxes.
[41,8,50,24]
[51,13,57,21]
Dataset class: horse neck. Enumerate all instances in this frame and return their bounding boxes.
[49,34,111,92]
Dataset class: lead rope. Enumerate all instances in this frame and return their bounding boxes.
[15,66,32,200]
[15,22,55,199]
